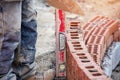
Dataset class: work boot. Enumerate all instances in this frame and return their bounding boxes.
[44,69,55,80]
[26,69,55,80]
[25,75,42,80]
[24,72,43,80]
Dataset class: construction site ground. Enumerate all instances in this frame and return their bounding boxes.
[35,0,120,80]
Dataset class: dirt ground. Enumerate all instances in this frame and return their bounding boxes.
[34,0,56,79]
[34,0,120,80]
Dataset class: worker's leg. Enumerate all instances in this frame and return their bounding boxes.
[13,0,37,79]
[0,1,22,80]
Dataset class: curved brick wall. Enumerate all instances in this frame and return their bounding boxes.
[56,9,120,80]
[66,21,112,80]
[83,16,119,65]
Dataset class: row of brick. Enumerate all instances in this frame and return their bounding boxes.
[66,21,111,80]
[83,16,119,65]
[83,16,119,44]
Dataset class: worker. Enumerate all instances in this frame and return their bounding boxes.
[0,0,56,80]
[0,0,83,80]
[0,0,43,80]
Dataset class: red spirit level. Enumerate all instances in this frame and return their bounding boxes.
[55,9,66,80]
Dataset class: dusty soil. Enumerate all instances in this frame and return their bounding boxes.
[34,0,56,79]
[66,0,120,25]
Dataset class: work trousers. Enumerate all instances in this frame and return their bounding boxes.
[0,0,37,80]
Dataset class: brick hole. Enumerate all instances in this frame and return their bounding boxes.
[88,47,92,52]
[73,45,81,47]
[73,70,75,75]
[71,33,79,36]
[93,55,97,62]
[70,22,79,24]
[88,45,92,47]
[71,37,79,39]
[89,69,98,73]
[90,36,95,43]
[72,42,80,44]
[79,56,87,59]
[70,32,78,34]
[92,73,102,76]
[93,47,98,53]
[88,46,92,50]
[86,66,94,69]
[76,53,85,56]
[70,22,80,24]
[96,37,101,44]
[70,24,78,26]
[93,53,98,55]
[84,31,88,37]
[88,50,92,53]
[100,29,105,35]
[70,26,78,29]
[93,50,97,53]
[94,45,98,48]
[74,48,83,50]
[81,59,90,63]
[94,29,100,35]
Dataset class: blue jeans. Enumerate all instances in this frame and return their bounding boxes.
[0,0,37,80]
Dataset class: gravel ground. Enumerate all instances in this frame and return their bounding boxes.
[34,0,56,78]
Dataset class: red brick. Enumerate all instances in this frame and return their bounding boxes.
[107,20,119,34]
[92,28,111,42]
[87,45,101,55]
[87,35,107,63]
[106,35,113,49]
[82,16,105,30]
[70,21,80,26]
[66,30,83,41]
[86,16,108,28]
[67,41,88,53]
[113,30,119,41]
[100,19,114,28]
[118,27,120,41]
[82,16,100,30]
[83,27,94,44]
[87,45,102,65]
[87,35,105,45]
[66,17,112,80]
[66,21,81,30]
[91,27,101,35]
[95,17,110,27]
[99,29,111,42]
[66,45,111,80]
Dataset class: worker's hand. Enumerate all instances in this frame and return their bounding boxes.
[47,0,84,15]
[108,0,119,3]
[76,0,85,2]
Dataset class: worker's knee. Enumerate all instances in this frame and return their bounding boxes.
[21,20,37,47]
